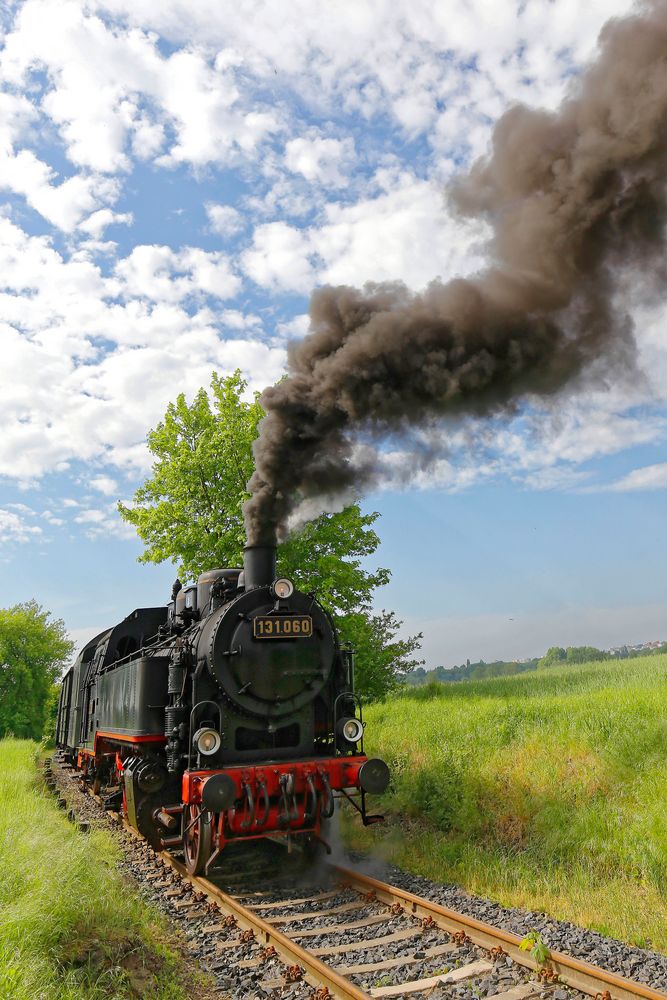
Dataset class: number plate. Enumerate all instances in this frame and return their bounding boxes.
[253,615,313,639]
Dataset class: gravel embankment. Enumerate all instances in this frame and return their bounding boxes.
[47,760,666,998]
[367,857,667,991]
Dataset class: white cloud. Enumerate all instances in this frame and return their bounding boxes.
[0,0,637,202]
[78,208,133,237]
[0,507,42,544]
[115,244,242,302]
[0,0,280,174]
[520,466,592,492]
[241,221,316,293]
[89,475,119,495]
[0,217,286,481]
[205,202,244,237]
[93,0,634,154]
[316,171,485,289]
[42,510,65,526]
[276,313,309,340]
[605,462,667,492]
[242,170,486,293]
[0,143,119,231]
[495,402,667,477]
[284,134,355,188]
[74,503,135,539]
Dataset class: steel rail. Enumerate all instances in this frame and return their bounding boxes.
[52,762,667,1000]
[334,865,667,1000]
[119,820,369,999]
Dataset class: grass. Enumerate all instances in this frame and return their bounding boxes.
[0,738,212,1000]
[345,654,667,952]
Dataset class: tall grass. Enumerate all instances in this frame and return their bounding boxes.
[0,739,205,1000]
[349,655,667,950]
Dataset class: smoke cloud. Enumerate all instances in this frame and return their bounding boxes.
[245,1,667,545]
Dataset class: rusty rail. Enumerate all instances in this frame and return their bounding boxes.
[49,759,667,1000]
[334,865,667,1000]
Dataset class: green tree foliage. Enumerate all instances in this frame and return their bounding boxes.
[119,371,261,575]
[0,602,74,739]
[341,610,422,703]
[565,645,610,664]
[538,645,611,668]
[539,646,567,667]
[406,658,539,686]
[119,371,421,700]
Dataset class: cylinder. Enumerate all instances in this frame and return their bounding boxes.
[243,544,277,589]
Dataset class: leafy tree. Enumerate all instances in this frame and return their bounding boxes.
[119,371,421,700]
[565,645,609,664]
[119,371,261,575]
[538,646,567,668]
[43,682,62,744]
[341,610,423,702]
[538,645,610,668]
[0,601,74,739]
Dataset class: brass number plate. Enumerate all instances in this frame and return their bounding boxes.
[253,615,313,639]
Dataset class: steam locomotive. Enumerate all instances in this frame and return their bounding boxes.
[55,544,389,873]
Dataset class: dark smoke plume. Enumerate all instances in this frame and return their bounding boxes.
[245,1,667,544]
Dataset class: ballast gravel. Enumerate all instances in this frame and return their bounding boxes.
[369,856,667,991]
[47,760,666,998]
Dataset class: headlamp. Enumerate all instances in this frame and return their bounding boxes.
[340,717,364,744]
[194,727,221,756]
[272,578,294,599]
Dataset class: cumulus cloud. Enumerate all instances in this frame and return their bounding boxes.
[0,142,119,231]
[79,208,133,237]
[0,0,280,174]
[0,0,665,510]
[93,0,634,154]
[74,503,136,539]
[241,221,316,293]
[115,245,242,302]
[605,463,667,492]
[241,170,485,293]
[205,203,244,236]
[284,134,355,188]
[89,475,119,495]
[0,507,42,544]
[0,217,286,481]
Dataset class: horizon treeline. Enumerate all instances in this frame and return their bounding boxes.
[406,641,667,686]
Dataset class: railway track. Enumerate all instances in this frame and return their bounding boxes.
[45,756,667,1000]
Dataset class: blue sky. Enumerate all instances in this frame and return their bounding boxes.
[0,0,665,668]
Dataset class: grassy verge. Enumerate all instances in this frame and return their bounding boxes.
[0,738,212,1000]
[345,655,667,951]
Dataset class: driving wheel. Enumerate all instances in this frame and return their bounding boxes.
[183,804,212,875]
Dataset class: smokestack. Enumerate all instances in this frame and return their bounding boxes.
[244,1,667,545]
[243,544,277,590]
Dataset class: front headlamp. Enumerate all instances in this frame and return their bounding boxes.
[194,727,221,756]
[340,717,364,744]
[272,578,294,599]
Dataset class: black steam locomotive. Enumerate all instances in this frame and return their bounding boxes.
[56,544,389,873]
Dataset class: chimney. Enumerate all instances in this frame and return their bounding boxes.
[243,544,277,590]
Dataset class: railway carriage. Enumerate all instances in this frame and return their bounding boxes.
[56,544,389,873]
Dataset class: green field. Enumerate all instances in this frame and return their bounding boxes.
[346,655,667,951]
[0,739,210,1000]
